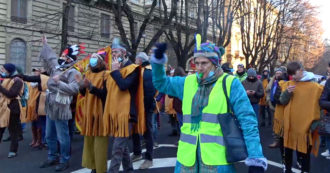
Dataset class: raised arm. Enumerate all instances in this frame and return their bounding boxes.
[229,78,267,170]
[151,58,185,100]
[39,43,59,73]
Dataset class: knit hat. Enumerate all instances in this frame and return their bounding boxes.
[247,68,257,77]
[274,68,283,73]
[221,62,233,73]
[136,52,149,63]
[237,63,245,68]
[275,66,287,73]
[112,37,126,51]
[193,34,225,66]
[3,63,16,74]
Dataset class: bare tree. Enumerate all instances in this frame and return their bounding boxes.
[278,0,324,69]
[239,0,283,70]
[210,0,240,47]
[164,0,197,68]
[100,0,178,59]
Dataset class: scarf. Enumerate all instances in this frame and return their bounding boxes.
[236,70,245,76]
[270,80,278,102]
[191,67,223,131]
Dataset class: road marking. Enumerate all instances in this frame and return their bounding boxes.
[267,160,300,173]
[72,143,301,173]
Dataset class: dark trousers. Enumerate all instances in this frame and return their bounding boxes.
[169,114,178,134]
[0,110,22,153]
[132,110,154,161]
[109,137,133,173]
[284,147,311,173]
[260,105,272,125]
[32,116,46,144]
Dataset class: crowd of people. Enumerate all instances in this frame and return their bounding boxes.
[0,35,329,173]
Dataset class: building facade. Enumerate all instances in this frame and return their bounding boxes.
[0,0,245,73]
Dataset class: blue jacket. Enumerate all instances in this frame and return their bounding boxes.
[151,55,266,170]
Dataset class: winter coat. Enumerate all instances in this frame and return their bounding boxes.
[40,43,81,120]
[109,60,139,121]
[0,77,23,127]
[279,71,323,154]
[259,78,269,106]
[242,79,264,104]
[151,56,265,169]
[319,78,330,115]
[141,62,156,111]
[235,72,247,82]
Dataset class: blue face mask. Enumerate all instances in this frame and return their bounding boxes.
[1,72,7,78]
[89,57,98,67]
[208,70,215,77]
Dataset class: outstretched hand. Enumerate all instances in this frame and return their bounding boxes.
[154,43,167,59]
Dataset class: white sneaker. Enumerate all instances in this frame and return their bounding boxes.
[321,149,330,157]
[139,160,153,169]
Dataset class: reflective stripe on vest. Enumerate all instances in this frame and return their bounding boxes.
[180,133,197,145]
[183,113,219,124]
[200,134,224,145]
[177,74,235,166]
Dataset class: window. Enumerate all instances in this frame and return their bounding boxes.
[11,0,27,24]
[9,39,27,72]
[63,3,75,32]
[101,14,110,38]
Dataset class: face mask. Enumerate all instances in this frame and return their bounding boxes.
[89,57,98,67]
[0,72,7,78]
[118,57,123,63]
[58,59,66,65]
[208,70,215,77]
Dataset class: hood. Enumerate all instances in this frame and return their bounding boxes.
[300,71,315,82]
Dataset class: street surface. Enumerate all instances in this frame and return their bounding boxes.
[0,114,329,173]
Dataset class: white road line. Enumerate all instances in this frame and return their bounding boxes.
[72,144,301,173]
[267,160,300,173]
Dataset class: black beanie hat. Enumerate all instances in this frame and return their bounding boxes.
[3,63,16,74]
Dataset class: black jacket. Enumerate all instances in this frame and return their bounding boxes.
[319,79,330,114]
[141,62,156,111]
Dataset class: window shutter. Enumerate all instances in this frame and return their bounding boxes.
[10,39,27,72]
[11,0,18,21]
[20,0,27,23]
[101,14,110,38]
[11,0,27,23]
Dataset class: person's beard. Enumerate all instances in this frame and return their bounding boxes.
[247,77,257,82]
